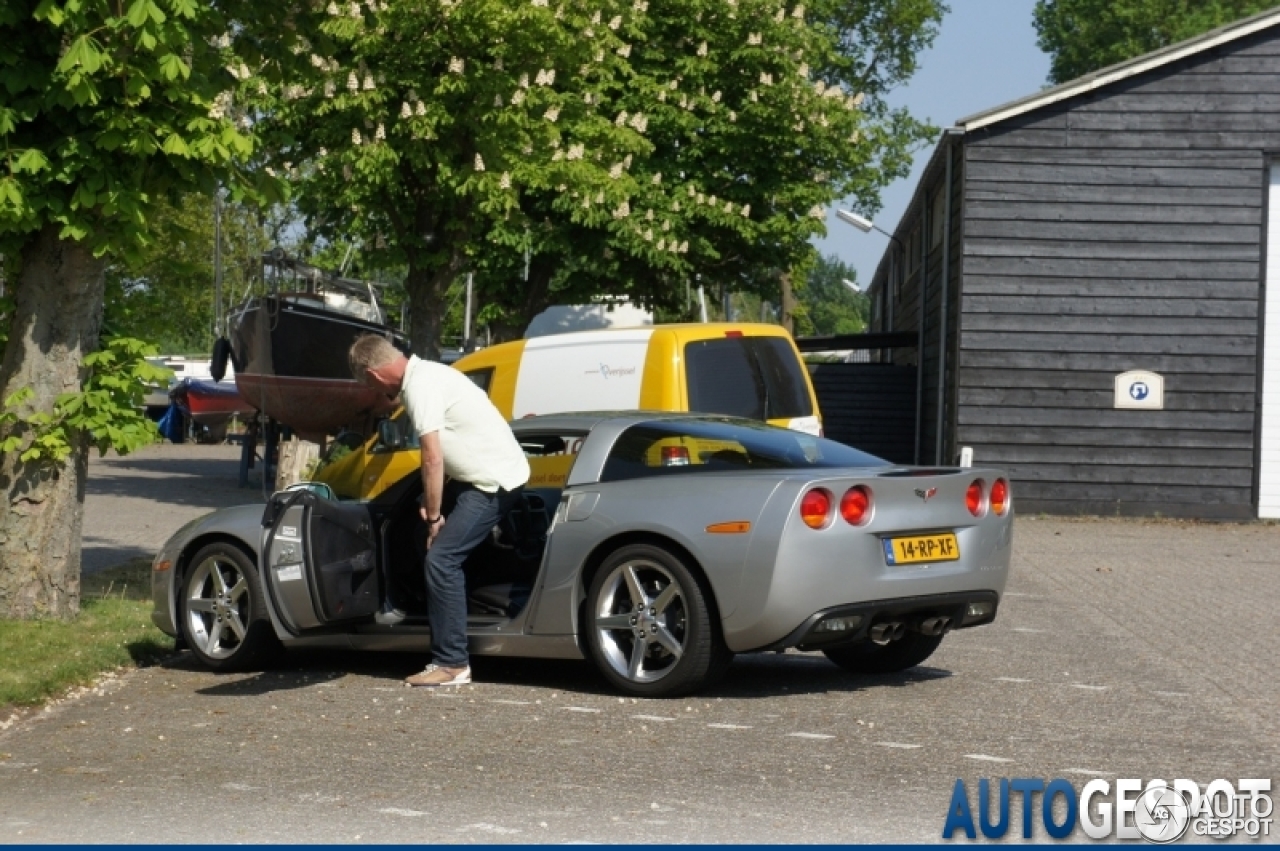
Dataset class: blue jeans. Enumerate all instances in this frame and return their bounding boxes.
[425,484,523,668]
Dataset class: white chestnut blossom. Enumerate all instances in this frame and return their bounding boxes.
[349,2,361,17]
[595,191,604,203]
[798,63,809,78]
[697,41,707,56]
[494,94,504,107]
[347,72,359,91]
[728,110,736,122]
[657,90,666,102]
[352,128,363,144]
[609,162,623,179]
[608,15,621,29]
[792,4,805,18]
[643,228,653,241]
[327,1,340,14]
[401,101,412,118]
[612,200,630,219]
[809,205,825,219]
[499,172,512,189]
[519,72,529,88]
[531,0,548,5]
[679,240,689,253]
[711,90,721,102]
[324,80,336,98]
[363,74,375,90]
[583,91,594,105]
[566,143,584,160]
[629,113,648,132]
[511,89,526,105]
[544,106,560,122]
[747,32,761,45]
[633,0,647,9]
[724,201,733,214]
[616,44,631,57]
[448,57,465,74]
[740,204,750,217]
[615,111,628,126]
[416,100,427,115]
[591,10,601,24]
[759,72,772,85]
[595,49,604,62]
[375,123,386,140]
[656,238,665,251]
[774,7,784,21]
[474,153,485,171]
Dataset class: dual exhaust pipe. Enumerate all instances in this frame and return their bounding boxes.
[869,616,953,644]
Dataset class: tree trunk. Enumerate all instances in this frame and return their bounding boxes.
[0,224,107,620]
[404,256,461,361]
[780,271,796,335]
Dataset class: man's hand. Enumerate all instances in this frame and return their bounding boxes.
[420,506,446,548]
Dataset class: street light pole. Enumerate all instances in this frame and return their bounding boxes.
[836,208,920,465]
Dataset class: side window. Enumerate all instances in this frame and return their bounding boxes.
[464,367,494,394]
[519,431,586,489]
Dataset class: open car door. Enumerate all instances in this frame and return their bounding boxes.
[260,489,380,635]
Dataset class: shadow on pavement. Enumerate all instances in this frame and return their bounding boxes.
[165,646,955,701]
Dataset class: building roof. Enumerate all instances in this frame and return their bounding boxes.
[958,5,1280,131]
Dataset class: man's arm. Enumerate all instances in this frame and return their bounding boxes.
[419,431,446,540]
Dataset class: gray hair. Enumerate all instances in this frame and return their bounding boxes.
[348,334,401,380]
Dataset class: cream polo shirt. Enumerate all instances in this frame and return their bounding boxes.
[400,356,530,493]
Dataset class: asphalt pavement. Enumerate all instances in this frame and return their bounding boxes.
[2,444,1277,842]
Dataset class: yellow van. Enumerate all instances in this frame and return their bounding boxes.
[316,322,821,500]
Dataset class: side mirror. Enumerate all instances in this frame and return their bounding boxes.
[377,418,411,451]
[283,481,335,501]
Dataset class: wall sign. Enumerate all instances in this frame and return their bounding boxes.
[1114,370,1164,410]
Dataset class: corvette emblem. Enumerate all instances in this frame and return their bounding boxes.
[914,487,937,502]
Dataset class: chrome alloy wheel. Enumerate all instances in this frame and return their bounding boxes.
[184,554,252,660]
[592,558,688,684]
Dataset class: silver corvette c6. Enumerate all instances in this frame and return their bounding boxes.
[152,412,1014,697]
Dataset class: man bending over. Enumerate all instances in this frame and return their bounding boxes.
[349,334,530,687]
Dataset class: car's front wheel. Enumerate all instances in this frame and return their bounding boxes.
[822,631,944,674]
[180,542,279,671]
[584,543,732,698]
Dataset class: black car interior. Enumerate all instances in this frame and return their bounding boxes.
[379,478,558,620]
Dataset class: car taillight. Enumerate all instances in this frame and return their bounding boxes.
[966,480,985,517]
[800,488,832,529]
[990,478,1009,515]
[840,486,872,526]
[661,446,690,466]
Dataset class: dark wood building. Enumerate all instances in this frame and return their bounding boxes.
[862,9,1280,519]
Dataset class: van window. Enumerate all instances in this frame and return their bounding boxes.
[684,337,813,420]
[464,368,494,393]
[600,419,886,483]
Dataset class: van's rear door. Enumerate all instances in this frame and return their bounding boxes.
[261,490,380,634]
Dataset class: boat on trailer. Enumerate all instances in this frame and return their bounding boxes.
[214,249,409,443]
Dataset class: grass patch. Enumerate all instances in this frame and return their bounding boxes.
[0,559,175,711]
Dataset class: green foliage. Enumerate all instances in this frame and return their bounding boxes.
[0,0,282,261]
[102,193,283,353]
[794,253,868,336]
[0,337,170,462]
[1033,0,1275,83]
[240,0,943,349]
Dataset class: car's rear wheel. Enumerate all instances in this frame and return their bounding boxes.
[180,542,279,671]
[584,543,731,698]
[822,631,944,674]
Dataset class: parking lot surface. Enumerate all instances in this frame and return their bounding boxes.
[4,446,1278,842]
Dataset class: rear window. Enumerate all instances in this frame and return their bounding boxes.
[685,336,813,420]
[600,418,887,483]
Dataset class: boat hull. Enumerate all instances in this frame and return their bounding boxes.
[229,296,408,441]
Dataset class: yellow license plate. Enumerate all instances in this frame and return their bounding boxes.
[883,533,960,565]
